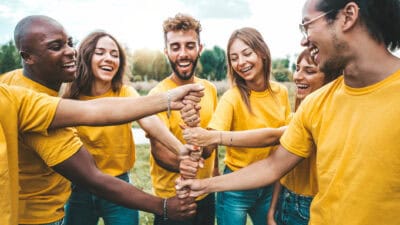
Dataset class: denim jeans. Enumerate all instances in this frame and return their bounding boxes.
[275,186,313,225]
[64,173,139,225]
[216,167,273,225]
[20,218,64,225]
[153,193,215,225]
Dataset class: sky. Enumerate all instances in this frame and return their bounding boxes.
[0,0,307,59]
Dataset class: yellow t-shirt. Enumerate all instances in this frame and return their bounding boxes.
[76,85,138,176]
[281,71,400,225]
[0,84,60,225]
[0,69,83,224]
[148,77,218,200]
[208,81,291,171]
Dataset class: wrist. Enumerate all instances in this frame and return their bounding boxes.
[162,198,168,221]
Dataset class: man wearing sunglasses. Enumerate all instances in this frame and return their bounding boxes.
[177,0,400,224]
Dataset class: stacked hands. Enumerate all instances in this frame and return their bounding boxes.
[175,94,211,202]
[161,83,206,220]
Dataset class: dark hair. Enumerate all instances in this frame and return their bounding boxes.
[64,31,126,99]
[226,27,273,113]
[316,0,400,51]
[163,13,202,46]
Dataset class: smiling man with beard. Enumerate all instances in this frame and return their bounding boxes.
[148,13,218,225]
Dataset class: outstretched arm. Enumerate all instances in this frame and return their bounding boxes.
[182,126,286,148]
[53,147,196,220]
[176,145,303,197]
[50,83,204,129]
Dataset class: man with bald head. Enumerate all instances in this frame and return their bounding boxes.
[1,15,199,225]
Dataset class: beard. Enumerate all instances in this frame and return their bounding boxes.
[319,32,348,82]
[168,55,199,81]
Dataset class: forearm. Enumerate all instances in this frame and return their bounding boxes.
[87,171,164,215]
[53,149,164,215]
[150,138,180,172]
[51,93,168,129]
[268,182,282,215]
[219,127,285,148]
[140,115,184,154]
[203,147,302,193]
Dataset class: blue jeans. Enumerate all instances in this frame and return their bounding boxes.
[275,186,313,225]
[64,173,139,225]
[153,193,215,225]
[216,167,273,225]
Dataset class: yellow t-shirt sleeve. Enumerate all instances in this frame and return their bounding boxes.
[207,92,233,131]
[24,127,83,166]
[280,100,314,158]
[13,86,60,134]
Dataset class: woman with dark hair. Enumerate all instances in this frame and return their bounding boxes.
[63,31,186,225]
[206,27,291,225]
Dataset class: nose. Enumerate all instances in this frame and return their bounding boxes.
[293,71,303,81]
[300,36,309,47]
[237,55,246,66]
[178,47,189,58]
[65,45,76,58]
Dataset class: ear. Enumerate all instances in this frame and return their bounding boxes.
[198,43,203,54]
[20,51,35,65]
[342,2,360,32]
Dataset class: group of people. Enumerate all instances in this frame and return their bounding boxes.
[0,0,399,225]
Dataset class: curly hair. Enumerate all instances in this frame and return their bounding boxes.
[162,13,202,46]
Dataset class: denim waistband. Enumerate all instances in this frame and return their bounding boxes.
[282,186,314,201]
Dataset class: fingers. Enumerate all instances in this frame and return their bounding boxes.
[179,156,200,179]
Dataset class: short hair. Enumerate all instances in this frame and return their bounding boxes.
[315,0,400,51]
[14,15,61,51]
[64,31,126,99]
[162,13,202,45]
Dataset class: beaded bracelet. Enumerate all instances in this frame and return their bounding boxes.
[162,198,168,221]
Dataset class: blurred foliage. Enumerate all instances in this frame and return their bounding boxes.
[199,46,227,81]
[0,40,21,74]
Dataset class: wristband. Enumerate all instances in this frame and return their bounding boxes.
[163,198,168,221]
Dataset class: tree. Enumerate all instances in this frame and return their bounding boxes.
[0,40,21,74]
[199,46,226,80]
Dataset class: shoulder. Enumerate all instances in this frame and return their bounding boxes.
[0,69,23,84]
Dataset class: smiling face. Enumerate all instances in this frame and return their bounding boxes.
[91,36,120,84]
[23,19,77,84]
[228,38,264,84]
[164,29,202,81]
[301,0,348,76]
[294,57,325,100]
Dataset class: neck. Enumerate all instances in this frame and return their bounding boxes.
[343,37,400,88]
[246,74,267,92]
[91,80,112,96]
[169,73,195,86]
[23,68,61,91]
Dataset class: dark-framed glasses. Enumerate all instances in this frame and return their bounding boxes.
[299,9,334,39]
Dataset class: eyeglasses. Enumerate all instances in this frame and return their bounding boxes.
[299,9,334,39]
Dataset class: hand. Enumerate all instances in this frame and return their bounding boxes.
[267,209,278,225]
[166,195,197,221]
[180,103,200,127]
[169,84,204,110]
[182,127,214,147]
[175,177,209,198]
[179,155,204,179]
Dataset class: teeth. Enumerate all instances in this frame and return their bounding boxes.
[296,84,309,89]
[310,48,319,56]
[63,62,75,67]
[101,66,113,71]
[178,61,191,67]
[241,66,252,73]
